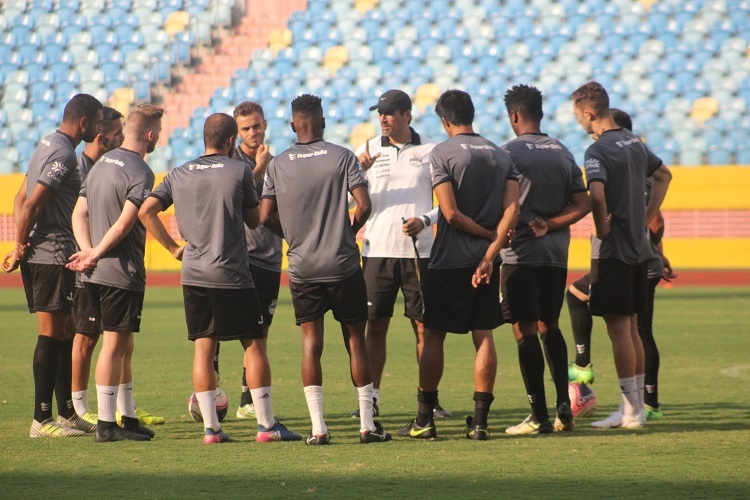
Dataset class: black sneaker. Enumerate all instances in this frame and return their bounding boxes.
[95,422,151,442]
[305,431,331,446]
[433,400,452,418]
[538,419,554,434]
[121,415,155,438]
[360,421,392,444]
[350,398,379,419]
[396,419,437,439]
[464,416,490,441]
[554,402,575,432]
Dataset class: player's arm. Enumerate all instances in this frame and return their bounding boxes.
[529,191,591,238]
[472,179,520,286]
[260,198,283,238]
[252,145,272,185]
[403,206,439,237]
[2,177,32,272]
[357,138,381,171]
[646,163,671,225]
[68,201,141,272]
[588,181,611,239]
[434,181,494,241]
[138,197,184,260]
[350,185,371,234]
[15,182,55,259]
[244,206,260,230]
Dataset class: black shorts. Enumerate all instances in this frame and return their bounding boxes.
[248,264,281,326]
[571,273,591,296]
[83,283,144,333]
[289,269,368,326]
[183,286,264,341]
[589,259,648,317]
[73,285,101,336]
[501,265,567,324]
[362,256,427,321]
[20,262,75,313]
[423,265,503,334]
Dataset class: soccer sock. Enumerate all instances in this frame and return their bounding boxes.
[97,384,119,423]
[356,383,376,432]
[240,368,252,406]
[54,338,75,419]
[636,373,645,412]
[33,336,61,423]
[372,387,380,407]
[472,391,494,428]
[417,389,437,427]
[72,390,89,416]
[196,390,220,431]
[566,290,592,367]
[117,381,137,418]
[619,376,639,416]
[639,327,660,408]
[304,385,326,436]
[541,328,571,406]
[250,386,274,429]
[516,335,549,422]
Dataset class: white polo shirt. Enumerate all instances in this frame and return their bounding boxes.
[355,129,436,258]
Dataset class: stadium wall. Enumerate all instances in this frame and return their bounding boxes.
[1,166,749,270]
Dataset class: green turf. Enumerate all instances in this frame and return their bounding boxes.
[0,286,749,498]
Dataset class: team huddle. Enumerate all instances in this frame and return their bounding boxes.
[3,80,672,444]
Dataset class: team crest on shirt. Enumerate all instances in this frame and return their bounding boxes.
[409,154,422,167]
[584,158,602,174]
[143,188,151,198]
[46,160,68,182]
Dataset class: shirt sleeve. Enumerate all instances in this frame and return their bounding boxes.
[429,147,452,188]
[570,158,587,193]
[645,147,663,177]
[584,144,608,187]
[125,169,155,208]
[345,150,367,191]
[149,172,174,210]
[37,152,77,191]
[242,162,259,209]
[261,159,277,199]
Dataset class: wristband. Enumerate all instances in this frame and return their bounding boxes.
[421,214,431,227]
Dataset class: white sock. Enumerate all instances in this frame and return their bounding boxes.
[97,385,118,423]
[72,390,89,416]
[304,385,326,436]
[635,373,645,412]
[250,386,275,429]
[372,387,380,406]
[196,390,220,432]
[117,381,137,418]
[357,383,376,432]
[619,376,639,417]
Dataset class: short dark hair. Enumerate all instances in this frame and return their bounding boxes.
[233,101,265,119]
[100,106,124,135]
[291,94,323,117]
[62,94,103,123]
[504,84,543,122]
[610,108,633,131]
[203,113,238,149]
[434,89,474,126]
[571,81,609,116]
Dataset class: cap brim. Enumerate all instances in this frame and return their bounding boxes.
[369,104,379,111]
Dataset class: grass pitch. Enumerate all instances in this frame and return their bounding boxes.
[0,286,749,498]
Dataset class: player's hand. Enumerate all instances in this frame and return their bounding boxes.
[256,144,271,171]
[67,249,97,273]
[2,250,22,273]
[502,228,515,248]
[529,218,548,238]
[402,217,425,237]
[172,244,186,261]
[471,258,494,288]
[661,255,678,282]
[358,138,381,171]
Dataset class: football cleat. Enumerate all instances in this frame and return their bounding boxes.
[135,407,165,425]
[464,416,490,441]
[350,398,379,419]
[305,431,331,446]
[121,415,155,438]
[203,428,232,444]
[644,404,663,421]
[396,419,437,439]
[236,403,256,419]
[505,415,554,435]
[359,421,392,443]
[553,402,575,432]
[30,418,87,438]
[568,362,595,384]
[81,411,99,427]
[58,414,96,433]
[433,401,452,418]
[256,420,303,442]
[95,422,151,442]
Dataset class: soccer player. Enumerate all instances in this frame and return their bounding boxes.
[231,101,280,419]
[571,83,671,429]
[500,85,591,435]
[67,104,165,442]
[260,94,391,445]
[3,93,102,438]
[139,113,301,444]
[350,89,450,419]
[399,90,520,440]
[566,109,677,421]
